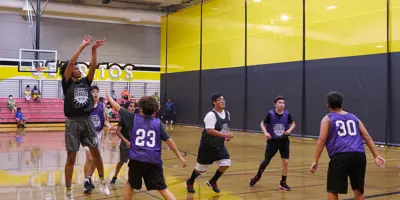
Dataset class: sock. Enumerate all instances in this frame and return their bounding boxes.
[281,176,287,183]
[99,175,104,181]
[66,186,71,191]
[84,176,90,183]
[89,175,92,183]
[210,170,223,182]
[188,170,201,183]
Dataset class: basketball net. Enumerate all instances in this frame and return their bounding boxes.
[35,66,45,77]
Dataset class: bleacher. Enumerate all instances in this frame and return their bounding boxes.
[0,98,121,124]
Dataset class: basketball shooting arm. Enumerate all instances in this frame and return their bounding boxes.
[358,120,386,169]
[87,38,105,82]
[311,116,330,173]
[63,35,92,80]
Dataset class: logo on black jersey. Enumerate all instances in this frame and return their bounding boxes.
[73,88,89,107]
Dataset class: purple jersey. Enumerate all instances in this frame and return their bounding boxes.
[266,110,290,139]
[90,102,105,132]
[325,112,365,158]
[130,114,162,165]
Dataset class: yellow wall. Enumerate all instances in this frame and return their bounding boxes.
[306,0,386,60]
[160,16,167,74]
[390,0,400,52]
[167,5,201,73]
[247,0,303,66]
[202,0,245,70]
[0,65,160,81]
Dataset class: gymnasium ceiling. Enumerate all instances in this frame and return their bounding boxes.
[0,0,204,27]
[51,0,203,11]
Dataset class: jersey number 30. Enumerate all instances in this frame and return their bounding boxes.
[335,120,357,137]
[135,129,156,147]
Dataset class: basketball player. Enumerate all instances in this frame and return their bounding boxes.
[60,35,109,199]
[82,85,111,194]
[185,93,234,194]
[110,101,135,185]
[249,96,296,191]
[105,88,187,200]
[164,98,175,130]
[310,91,386,200]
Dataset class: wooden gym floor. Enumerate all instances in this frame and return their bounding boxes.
[0,124,399,200]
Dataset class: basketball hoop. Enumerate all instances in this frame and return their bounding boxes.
[35,67,45,77]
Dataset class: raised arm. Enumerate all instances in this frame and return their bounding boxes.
[64,35,92,80]
[87,38,105,81]
[106,88,121,112]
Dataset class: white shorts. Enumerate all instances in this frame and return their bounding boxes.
[194,159,231,172]
[83,130,103,151]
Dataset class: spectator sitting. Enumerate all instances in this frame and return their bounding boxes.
[25,85,31,103]
[110,90,117,101]
[16,107,27,128]
[119,100,125,107]
[120,87,130,100]
[7,95,17,114]
[31,85,41,103]
[105,103,116,119]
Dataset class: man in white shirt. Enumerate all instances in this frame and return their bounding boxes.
[185,93,234,194]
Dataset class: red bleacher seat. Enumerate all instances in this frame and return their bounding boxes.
[0,98,119,124]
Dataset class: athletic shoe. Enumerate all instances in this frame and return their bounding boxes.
[279,181,291,191]
[110,177,117,185]
[206,180,220,193]
[249,175,260,187]
[84,180,93,194]
[100,179,110,195]
[185,179,195,193]
[65,187,75,200]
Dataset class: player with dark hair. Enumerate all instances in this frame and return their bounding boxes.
[82,85,111,194]
[105,88,187,200]
[311,91,386,200]
[164,98,176,130]
[60,35,108,199]
[249,95,296,191]
[185,93,234,194]
[110,101,135,185]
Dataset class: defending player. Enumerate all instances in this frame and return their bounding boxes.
[110,101,135,185]
[185,93,234,194]
[82,85,111,194]
[60,35,108,199]
[249,96,296,190]
[105,88,187,200]
[310,91,386,200]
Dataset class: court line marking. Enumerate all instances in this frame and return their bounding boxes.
[342,191,400,200]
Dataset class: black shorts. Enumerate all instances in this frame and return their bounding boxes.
[197,145,230,165]
[127,159,167,191]
[65,117,98,152]
[265,138,290,159]
[327,152,366,194]
[164,112,175,121]
[119,148,129,163]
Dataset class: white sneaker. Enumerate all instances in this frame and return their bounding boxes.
[100,179,110,196]
[65,187,75,200]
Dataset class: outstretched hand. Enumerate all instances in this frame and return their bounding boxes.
[93,37,106,49]
[81,35,92,47]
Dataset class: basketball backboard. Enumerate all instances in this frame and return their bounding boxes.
[19,49,58,73]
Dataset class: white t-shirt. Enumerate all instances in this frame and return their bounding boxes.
[204,110,230,129]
